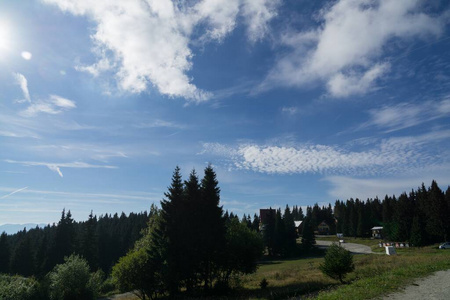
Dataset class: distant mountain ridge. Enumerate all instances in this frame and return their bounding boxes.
[0,223,48,235]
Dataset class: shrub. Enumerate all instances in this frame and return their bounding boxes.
[112,247,161,300]
[259,278,269,289]
[319,243,355,283]
[48,254,100,300]
[0,274,40,300]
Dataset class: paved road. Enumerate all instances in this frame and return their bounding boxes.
[383,269,450,300]
[315,240,374,254]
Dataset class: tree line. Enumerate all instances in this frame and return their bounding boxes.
[0,208,149,278]
[334,180,450,245]
[0,173,449,298]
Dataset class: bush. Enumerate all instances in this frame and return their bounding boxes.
[0,274,40,300]
[319,243,355,283]
[259,278,269,289]
[112,247,161,300]
[48,254,100,300]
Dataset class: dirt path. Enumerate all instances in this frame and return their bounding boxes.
[315,240,374,254]
[383,269,450,300]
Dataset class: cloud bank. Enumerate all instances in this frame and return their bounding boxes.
[202,129,450,175]
[42,0,280,102]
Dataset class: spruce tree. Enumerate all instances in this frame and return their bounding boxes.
[273,209,285,256]
[283,205,297,255]
[199,165,226,290]
[252,214,260,232]
[0,232,9,274]
[153,166,185,295]
[183,169,202,292]
[426,181,448,242]
[82,211,99,270]
[301,209,315,251]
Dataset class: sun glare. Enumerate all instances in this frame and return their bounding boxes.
[0,20,12,53]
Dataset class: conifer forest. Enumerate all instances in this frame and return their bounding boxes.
[0,165,449,299]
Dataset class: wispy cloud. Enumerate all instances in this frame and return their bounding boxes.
[42,0,279,102]
[134,119,186,129]
[4,159,117,177]
[281,106,299,115]
[360,97,450,132]
[202,129,450,176]
[0,187,28,199]
[13,73,31,103]
[31,144,130,162]
[21,94,76,117]
[261,0,447,98]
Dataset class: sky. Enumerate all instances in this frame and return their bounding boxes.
[1,0,450,226]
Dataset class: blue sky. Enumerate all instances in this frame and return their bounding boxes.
[1,0,450,225]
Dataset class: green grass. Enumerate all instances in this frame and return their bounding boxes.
[315,245,450,299]
[238,240,450,299]
[108,239,450,299]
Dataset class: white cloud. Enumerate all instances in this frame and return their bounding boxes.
[241,0,280,43]
[134,119,186,129]
[362,98,450,132]
[4,159,117,177]
[0,187,28,199]
[327,63,390,98]
[21,94,76,117]
[281,106,299,115]
[202,129,449,175]
[31,144,130,162]
[42,0,278,102]
[263,0,446,97]
[13,73,31,103]
[50,95,76,109]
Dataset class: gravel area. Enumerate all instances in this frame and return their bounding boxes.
[315,240,374,254]
[383,269,450,300]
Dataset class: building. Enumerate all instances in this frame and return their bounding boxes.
[317,221,330,235]
[294,220,303,235]
[371,226,383,239]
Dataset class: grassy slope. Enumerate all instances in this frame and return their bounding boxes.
[239,238,450,299]
[107,239,450,299]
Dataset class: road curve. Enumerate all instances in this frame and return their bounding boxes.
[315,240,374,254]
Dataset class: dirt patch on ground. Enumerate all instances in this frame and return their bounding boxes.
[383,269,450,300]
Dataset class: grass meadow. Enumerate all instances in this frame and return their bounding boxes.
[104,239,450,299]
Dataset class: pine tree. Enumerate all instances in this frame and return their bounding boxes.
[199,165,226,290]
[426,181,448,242]
[252,214,260,232]
[410,214,425,247]
[395,193,414,242]
[283,205,297,255]
[262,208,276,256]
[82,211,99,270]
[0,232,9,274]
[301,209,315,251]
[9,233,34,276]
[273,209,286,256]
[153,166,185,295]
